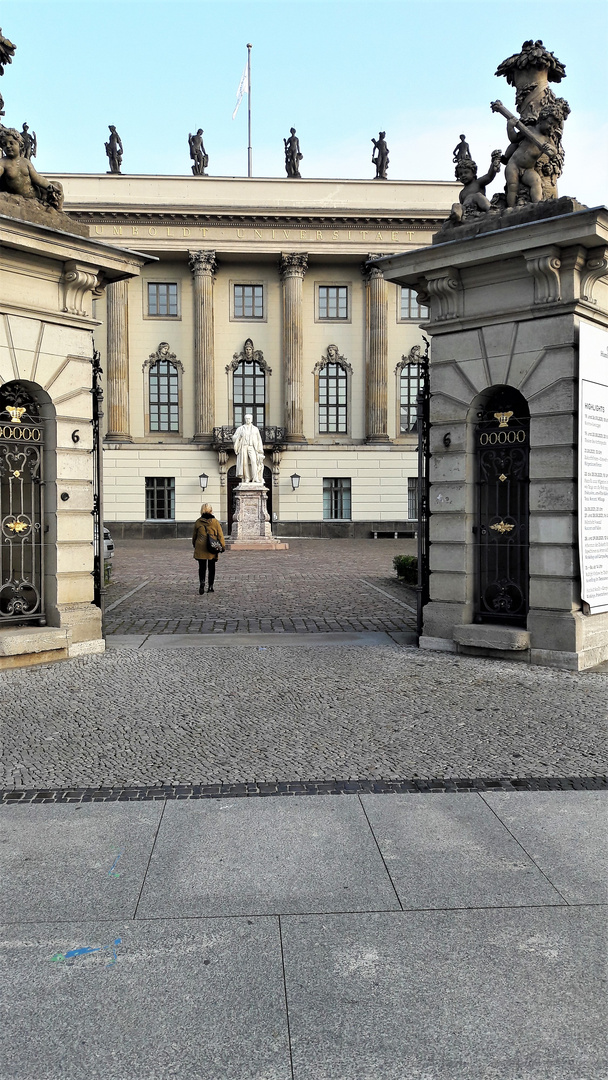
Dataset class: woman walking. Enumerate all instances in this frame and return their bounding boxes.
[192,503,225,594]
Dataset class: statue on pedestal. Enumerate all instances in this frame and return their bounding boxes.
[371,132,389,179]
[0,127,63,209]
[105,126,123,174]
[20,123,36,160]
[284,128,302,178]
[188,129,208,176]
[232,413,265,484]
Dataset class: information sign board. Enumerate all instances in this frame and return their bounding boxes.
[579,322,608,614]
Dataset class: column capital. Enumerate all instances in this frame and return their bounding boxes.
[279,252,308,281]
[188,249,217,277]
[362,254,384,282]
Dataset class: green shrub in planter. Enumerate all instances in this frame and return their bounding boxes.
[393,554,418,584]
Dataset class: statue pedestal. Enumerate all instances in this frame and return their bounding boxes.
[226,482,288,551]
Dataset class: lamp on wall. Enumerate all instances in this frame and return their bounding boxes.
[290,473,301,491]
[199,472,209,491]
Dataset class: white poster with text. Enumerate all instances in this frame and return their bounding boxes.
[579,321,608,614]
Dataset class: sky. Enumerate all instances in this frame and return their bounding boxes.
[1,0,607,206]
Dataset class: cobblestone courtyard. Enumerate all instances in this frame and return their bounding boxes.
[104,537,417,636]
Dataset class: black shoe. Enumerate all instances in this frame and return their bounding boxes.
[208,586,214,593]
[199,585,205,594]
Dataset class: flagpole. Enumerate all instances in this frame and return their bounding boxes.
[247,43,252,177]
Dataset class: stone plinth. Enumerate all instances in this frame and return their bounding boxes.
[226,483,288,551]
[380,205,608,671]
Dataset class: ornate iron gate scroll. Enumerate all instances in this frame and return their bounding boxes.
[474,394,529,626]
[415,339,431,643]
[0,386,45,625]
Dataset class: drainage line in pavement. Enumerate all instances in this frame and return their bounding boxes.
[360,579,416,614]
[2,775,607,803]
[105,580,150,613]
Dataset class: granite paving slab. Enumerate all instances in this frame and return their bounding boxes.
[482,790,608,904]
[136,795,400,918]
[0,916,290,1080]
[281,907,608,1080]
[361,792,566,909]
[0,803,162,924]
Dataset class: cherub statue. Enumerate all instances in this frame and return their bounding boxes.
[284,128,302,178]
[450,149,502,223]
[0,27,16,78]
[0,127,63,209]
[371,132,389,179]
[452,135,471,163]
[491,97,570,205]
[105,125,123,174]
[188,128,208,176]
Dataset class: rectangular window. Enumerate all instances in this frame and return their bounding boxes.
[400,363,423,434]
[399,287,428,321]
[323,477,351,520]
[147,283,178,317]
[234,284,264,319]
[318,285,348,320]
[145,477,175,520]
[408,477,419,521]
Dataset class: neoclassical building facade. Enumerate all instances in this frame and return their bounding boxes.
[54,174,459,536]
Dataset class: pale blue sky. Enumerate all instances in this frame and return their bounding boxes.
[2,0,607,204]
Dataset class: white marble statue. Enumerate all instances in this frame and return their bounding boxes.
[232,414,265,484]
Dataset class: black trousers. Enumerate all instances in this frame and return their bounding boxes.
[198,558,216,588]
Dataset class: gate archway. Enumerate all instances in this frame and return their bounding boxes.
[473,386,530,626]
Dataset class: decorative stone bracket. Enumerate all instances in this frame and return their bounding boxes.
[62,261,104,317]
[580,246,608,306]
[425,267,462,321]
[524,245,561,305]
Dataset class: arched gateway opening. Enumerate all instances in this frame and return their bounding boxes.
[473,386,530,627]
[0,381,56,626]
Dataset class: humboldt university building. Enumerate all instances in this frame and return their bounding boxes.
[56,174,458,537]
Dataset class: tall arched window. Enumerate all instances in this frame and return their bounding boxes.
[144,343,182,434]
[228,339,270,427]
[314,346,352,436]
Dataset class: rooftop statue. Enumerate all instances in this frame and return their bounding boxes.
[450,148,503,223]
[492,39,569,206]
[371,132,389,180]
[188,128,208,176]
[0,127,63,209]
[105,125,123,174]
[284,128,302,178]
[0,27,16,78]
[452,135,471,163]
[20,123,36,160]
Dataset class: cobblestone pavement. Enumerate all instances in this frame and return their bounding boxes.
[1,643,606,790]
[104,538,417,636]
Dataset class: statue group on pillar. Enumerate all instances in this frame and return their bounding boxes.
[447,39,571,228]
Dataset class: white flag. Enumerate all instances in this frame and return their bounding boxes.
[232,63,249,120]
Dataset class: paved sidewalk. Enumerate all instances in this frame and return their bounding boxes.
[104,537,417,636]
[2,789,606,1079]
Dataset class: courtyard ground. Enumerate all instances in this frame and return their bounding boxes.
[1,539,606,1079]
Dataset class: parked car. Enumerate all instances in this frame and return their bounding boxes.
[103,526,114,560]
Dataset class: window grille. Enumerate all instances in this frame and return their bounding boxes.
[233,359,266,427]
[408,476,418,521]
[400,363,423,434]
[145,477,175,519]
[318,286,348,319]
[147,283,178,317]
[318,362,347,433]
[234,284,264,319]
[149,359,179,432]
[400,287,428,321]
[323,477,351,520]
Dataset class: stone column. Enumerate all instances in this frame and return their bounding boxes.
[279,252,308,443]
[188,250,217,443]
[363,258,390,443]
[105,279,131,441]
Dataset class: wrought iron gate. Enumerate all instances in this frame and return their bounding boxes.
[415,339,431,642]
[0,384,46,625]
[474,392,529,626]
[91,350,104,615]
